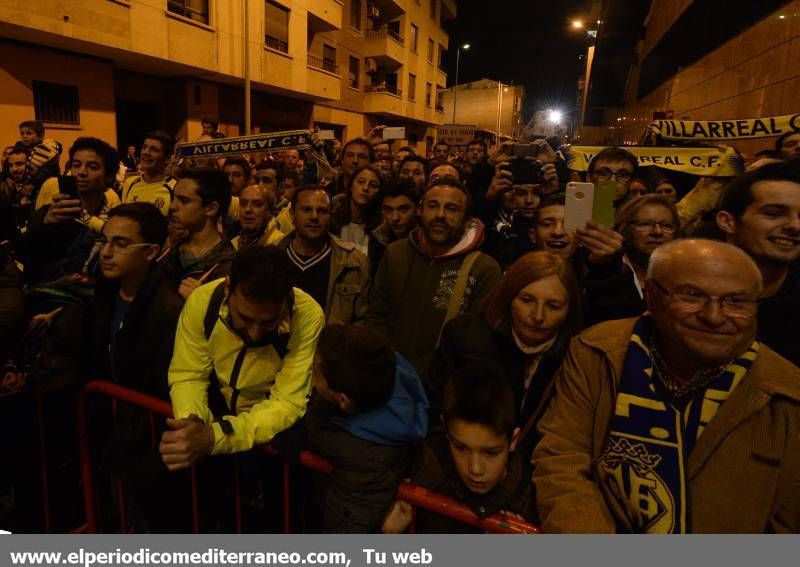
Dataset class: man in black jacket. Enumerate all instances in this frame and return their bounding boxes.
[716,161,800,366]
[91,202,186,531]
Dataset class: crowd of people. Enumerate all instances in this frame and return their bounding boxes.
[1,115,799,534]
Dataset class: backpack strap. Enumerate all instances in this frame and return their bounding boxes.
[436,250,480,347]
[204,281,226,340]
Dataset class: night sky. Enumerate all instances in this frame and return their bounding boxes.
[444,0,591,125]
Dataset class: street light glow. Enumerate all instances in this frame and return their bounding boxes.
[548,110,563,123]
[462,43,471,50]
[571,20,584,29]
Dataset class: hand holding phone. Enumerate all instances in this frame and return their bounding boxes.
[564,182,594,230]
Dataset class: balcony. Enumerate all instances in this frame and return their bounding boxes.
[364,83,405,117]
[308,54,340,75]
[364,25,405,66]
[365,83,402,96]
[265,35,289,54]
[437,66,447,81]
[435,103,445,113]
[307,0,343,32]
[368,0,406,21]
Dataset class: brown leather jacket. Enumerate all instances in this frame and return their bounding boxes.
[532,318,800,533]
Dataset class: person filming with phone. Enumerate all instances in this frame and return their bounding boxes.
[19,137,121,286]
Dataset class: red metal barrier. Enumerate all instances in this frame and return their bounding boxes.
[78,380,540,534]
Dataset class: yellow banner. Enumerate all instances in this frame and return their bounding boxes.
[563,146,744,177]
[647,114,800,141]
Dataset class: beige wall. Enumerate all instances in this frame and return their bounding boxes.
[441,82,524,136]
[0,41,116,168]
[613,0,800,155]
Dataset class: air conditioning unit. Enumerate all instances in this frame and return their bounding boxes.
[365,58,378,73]
[367,3,381,19]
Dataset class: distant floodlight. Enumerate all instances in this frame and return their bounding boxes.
[571,20,584,29]
[548,110,563,123]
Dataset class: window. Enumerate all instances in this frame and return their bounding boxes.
[323,44,337,73]
[438,44,446,70]
[167,0,209,24]
[425,82,432,107]
[349,56,360,88]
[265,1,289,53]
[410,23,418,52]
[408,73,416,101]
[33,81,80,125]
[427,38,434,62]
[350,0,362,31]
[436,87,444,111]
[430,0,437,20]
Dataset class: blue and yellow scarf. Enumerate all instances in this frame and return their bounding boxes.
[594,316,759,533]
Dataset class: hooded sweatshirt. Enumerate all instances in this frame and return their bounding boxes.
[332,353,429,446]
[365,218,502,375]
[306,354,429,533]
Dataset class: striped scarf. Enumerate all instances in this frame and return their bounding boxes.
[594,315,759,533]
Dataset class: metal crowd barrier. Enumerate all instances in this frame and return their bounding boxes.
[76,380,540,534]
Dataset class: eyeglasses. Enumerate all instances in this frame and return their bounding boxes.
[630,220,677,233]
[650,280,758,317]
[96,238,155,254]
[593,168,633,183]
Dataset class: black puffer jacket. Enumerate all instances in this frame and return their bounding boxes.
[581,254,645,327]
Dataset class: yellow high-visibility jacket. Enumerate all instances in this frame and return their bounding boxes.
[168,278,324,455]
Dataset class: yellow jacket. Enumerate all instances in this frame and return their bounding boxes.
[168,279,324,455]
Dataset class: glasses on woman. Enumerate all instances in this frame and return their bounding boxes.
[650,280,758,317]
[630,220,677,233]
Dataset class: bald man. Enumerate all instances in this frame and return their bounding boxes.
[533,239,800,533]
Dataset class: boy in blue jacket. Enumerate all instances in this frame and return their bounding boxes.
[307,324,429,533]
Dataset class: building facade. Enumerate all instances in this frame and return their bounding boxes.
[439,79,525,141]
[578,0,799,155]
[0,0,456,161]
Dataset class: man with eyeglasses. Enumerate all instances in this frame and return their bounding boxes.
[582,194,680,326]
[587,146,639,206]
[160,245,324,469]
[716,160,800,366]
[90,202,185,530]
[534,238,800,533]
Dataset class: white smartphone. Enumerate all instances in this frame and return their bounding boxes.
[564,182,595,231]
[318,130,336,140]
[383,126,406,140]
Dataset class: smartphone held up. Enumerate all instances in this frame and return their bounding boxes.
[564,180,616,230]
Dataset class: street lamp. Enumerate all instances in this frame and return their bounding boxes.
[571,19,584,29]
[452,43,471,124]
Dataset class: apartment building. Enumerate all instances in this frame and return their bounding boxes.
[0,0,456,159]
[440,78,525,141]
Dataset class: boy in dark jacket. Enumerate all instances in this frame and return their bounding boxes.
[91,202,186,531]
[307,324,429,533]
[382,365,536,533]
